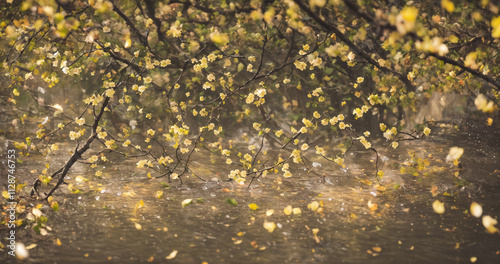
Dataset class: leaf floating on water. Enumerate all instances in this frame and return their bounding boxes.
[263,221,277,233]
[432,200,445,214]
[75,175,87,182]
[226,198,238,206]
[470,202,483,218]
[182,199,193,207]
[431,185,438,197]
[248,203,259,210]
[25,244,37,250]
[166,250,178,259]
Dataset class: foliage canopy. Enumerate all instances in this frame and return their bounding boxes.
[1,0,499,197]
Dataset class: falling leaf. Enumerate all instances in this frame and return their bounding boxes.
[166,250,178,260]
[350,213,357,219]
[233,240,242,245]
[156,191,164,199]
[266,209,274,216]
[135,223,142,230]
[181,199,193,207]
[226,198,238,206]
[284,205,292,215]
[445,147,464,162]
[263,221,277,233]
[432,200,445,214]
[248,203,259,210]
[15,242,29,260]
[482,215,499,233]
[470,257,477,263]
[2,190,10,199]
[470,202,483,218]
[56,239,62,246]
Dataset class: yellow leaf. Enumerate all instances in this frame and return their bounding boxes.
[156,191,163,199]
[307,201,320,212]
[263,221,276,233]
[401,6,418,22]
[482,215,499,233]
[135,199,144,210]
[470,202,483,218]
[445,147,464,162]
[135,223,142,230]
[181,199,193,207]
[284,205,292,215]
[248,203,259,210]
[492,16,500,38]
[25,244,37,250]
[441,0,455,13]
[75,175,86,182]
[2,190,10,199]
[56,239,62,246]
[432,200,445,214]
[166,250,178,259]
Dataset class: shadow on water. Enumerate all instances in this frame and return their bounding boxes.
[2,122,500,264]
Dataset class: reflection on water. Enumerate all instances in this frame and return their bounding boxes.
[5,124,500,263]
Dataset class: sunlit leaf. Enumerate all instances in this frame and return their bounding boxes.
[470,202,483,218]
[263,221,276,233]
[166,250,178,259]
[284,205,292,215]
[182,199,193,207]
[482,215,499,233]
[432,200,445,214]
